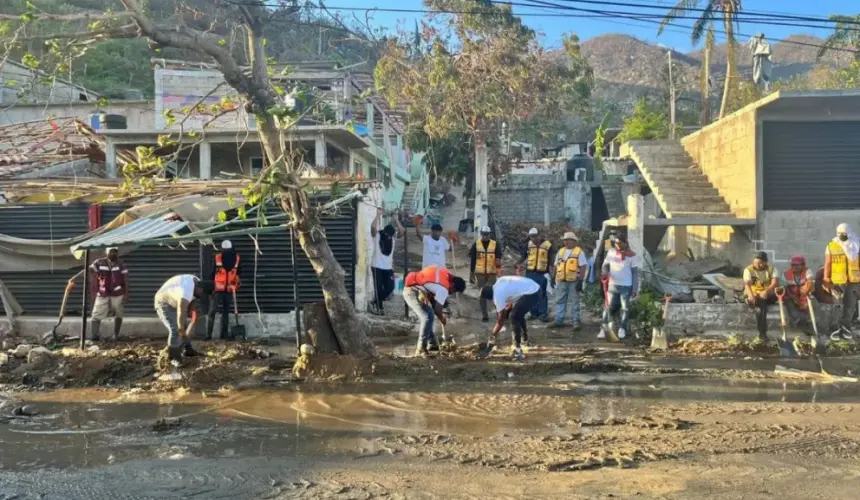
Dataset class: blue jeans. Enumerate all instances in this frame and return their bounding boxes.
[155,300,188,348]
[403,287,437,350]
[554,281,581,325]
[602,285,632,332]
[525,271,548,318]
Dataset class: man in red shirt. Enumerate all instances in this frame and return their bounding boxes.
[89,246,129,341]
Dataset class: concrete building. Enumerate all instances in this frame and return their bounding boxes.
[1,60,100,106]
[623,89,860,270]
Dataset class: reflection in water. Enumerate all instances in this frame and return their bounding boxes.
[4,376,860,472]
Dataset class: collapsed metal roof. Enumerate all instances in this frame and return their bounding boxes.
[71,215,189,251]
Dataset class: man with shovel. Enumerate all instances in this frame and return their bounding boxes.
[155,275,214,365]
[207,240,241,340]
[744,251,779,342]
[88,247,128,342]
[402,265,467,357]
[781,255,815,332]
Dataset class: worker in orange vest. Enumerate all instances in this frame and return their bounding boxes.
[781,254,815,331]
[206,240,241,340]
[403,265,466,357]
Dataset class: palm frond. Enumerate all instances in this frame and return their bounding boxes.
[690,2,716,45]
[658,0,702,36]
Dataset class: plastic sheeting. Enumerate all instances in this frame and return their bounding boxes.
[0,195,237,272]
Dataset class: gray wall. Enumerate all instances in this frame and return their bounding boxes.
[489,175,592,228]
[761,210,860,270]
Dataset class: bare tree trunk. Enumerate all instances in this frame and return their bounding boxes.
[719,17,734,119]
[303,303,341,354]
[120,0,376,357]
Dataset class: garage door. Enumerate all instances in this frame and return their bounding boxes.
[762,121,860,210]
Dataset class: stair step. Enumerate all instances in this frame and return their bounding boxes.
[655,186,721,197]
[646,172,713,183]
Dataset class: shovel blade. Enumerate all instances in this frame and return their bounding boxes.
[231,325,247,341]
[778,336,798,358]
[604,325,620,343]
[650,327,669,351]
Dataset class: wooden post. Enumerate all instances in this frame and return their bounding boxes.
[79,249,90,351]
[290,227,302,346]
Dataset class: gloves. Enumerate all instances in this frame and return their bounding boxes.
[575,281,583,293]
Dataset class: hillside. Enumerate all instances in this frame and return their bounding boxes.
[580,33,852,103]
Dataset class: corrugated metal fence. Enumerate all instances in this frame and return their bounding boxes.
[0,203,356,316]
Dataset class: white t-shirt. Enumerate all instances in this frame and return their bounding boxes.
[492,276,540,312]
[422,235,450,269]
[605,249,638,287]
[155,274,198,307]
[371,233,396,270]
[418,283,449,306]
[556,247,589,269]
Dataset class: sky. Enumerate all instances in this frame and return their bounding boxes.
[322,0,851,53]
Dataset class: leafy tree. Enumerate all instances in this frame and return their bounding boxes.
[374,0,592,227]
[659,0,742,119]
[818,14,860,62]
[1,0,375,356]
[617,97,671,143]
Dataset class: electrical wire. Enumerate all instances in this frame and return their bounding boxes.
[283,3,860,54]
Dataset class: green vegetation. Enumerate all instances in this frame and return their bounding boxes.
[617,98,671,143]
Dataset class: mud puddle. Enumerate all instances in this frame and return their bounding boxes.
[3,375,860,472]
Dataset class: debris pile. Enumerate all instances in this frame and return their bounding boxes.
[502,222,598,255]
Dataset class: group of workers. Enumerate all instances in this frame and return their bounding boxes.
[744,222,860,341]
[86,240,242,364]
[397,219,638,359]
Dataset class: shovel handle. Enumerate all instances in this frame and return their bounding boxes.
[775,288,787,328]
[231,288,239,316]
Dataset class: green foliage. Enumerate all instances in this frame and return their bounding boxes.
[617,98,670,143]
[593,113,609,170]
[818,14,860,62]
[375,0,592,144]
[407,128,472,186]
[628,289,664,341]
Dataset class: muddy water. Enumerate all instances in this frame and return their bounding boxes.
[4,377,860,472]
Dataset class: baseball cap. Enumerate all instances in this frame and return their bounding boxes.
[528,228,538,236]
[480,225,491,234]
[562,231,577,241]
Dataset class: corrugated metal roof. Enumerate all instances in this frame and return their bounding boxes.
[72,216,189,251]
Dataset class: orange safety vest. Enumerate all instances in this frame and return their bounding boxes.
[214,252,241,292]
[405,265,453,291]
[783,267,812,307]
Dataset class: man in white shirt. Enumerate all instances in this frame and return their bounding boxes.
[415,221,450,269]
[550,232,589,331]
[598,234,639,340]
[402,266,467,356]
[370,208,405,315]
[154,274,214,364]
[480,276,541,360]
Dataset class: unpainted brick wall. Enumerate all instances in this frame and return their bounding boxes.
[681,107,757,218]
[761,210,860,270]
[489,175,566,225]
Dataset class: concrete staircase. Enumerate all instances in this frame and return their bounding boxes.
[623,140,734,218]
[601,183,626,218]
[401,181,421,213]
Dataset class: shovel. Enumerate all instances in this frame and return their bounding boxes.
[807,296,827,356]
[650,294,672,351]
[448,231,462,319]
[601,278,620,343]
[230,289,246,341]
[46,272,82,344]
[775,288,798,358]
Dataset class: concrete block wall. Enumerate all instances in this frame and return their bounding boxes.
[681,107,757,218]
[489,175,566,224]
[665,303,841,335]
[761,210,860,270]
[489,176,592,228]
[155,68,251,130]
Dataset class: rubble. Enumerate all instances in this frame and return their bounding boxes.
[502,222,598,256]
[26,346,52,367]
[10,344,32,358]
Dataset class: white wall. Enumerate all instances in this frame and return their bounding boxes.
[355,184,384,312]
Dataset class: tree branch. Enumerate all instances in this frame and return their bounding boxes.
[0,12,134,21]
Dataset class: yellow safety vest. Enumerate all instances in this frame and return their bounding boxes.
[527,240,552,272]
[828,241,860,285]
[555,247,583,282]
[475,240,497,275]
[746,264,774,294]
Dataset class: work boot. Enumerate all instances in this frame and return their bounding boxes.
[481,315,489,323]
[91,320,101,342]
[182,343,203,358]
[618,327,627,339]
[167,346,183,368]
[512,347,525,361]
[112,318,122,342]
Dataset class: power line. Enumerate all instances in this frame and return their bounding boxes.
[224,1,860,54]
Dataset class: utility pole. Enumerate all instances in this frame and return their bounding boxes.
[668,49,676,140]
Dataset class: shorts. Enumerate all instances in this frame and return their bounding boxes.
[92,295,124,320]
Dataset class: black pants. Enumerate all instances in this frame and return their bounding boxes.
[207,291,233,339]
[749,296,775,338]
[510,292,540,347]
[371,267,395,310]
